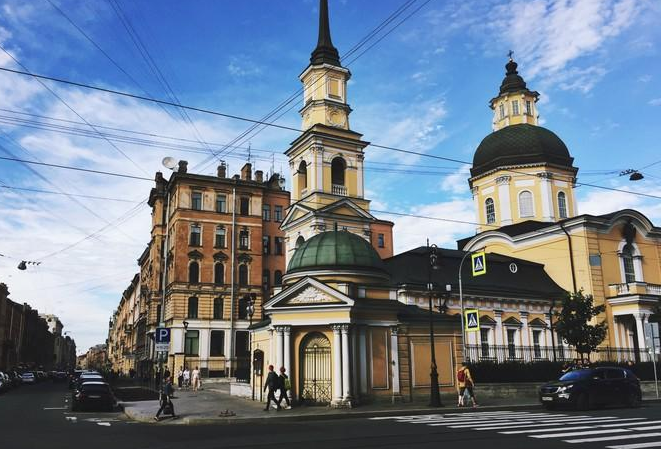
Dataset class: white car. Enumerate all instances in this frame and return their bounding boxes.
[21,372,36,384]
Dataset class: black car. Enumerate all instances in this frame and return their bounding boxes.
[71,382,116,412]
[539,367,642,410]
[75,374,105,391]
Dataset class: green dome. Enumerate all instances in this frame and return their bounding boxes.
[471,124,574,178]
[287,231,385,273]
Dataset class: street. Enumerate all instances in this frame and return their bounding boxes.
[4,382,661,449]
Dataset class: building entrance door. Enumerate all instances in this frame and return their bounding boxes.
[300,332,332,404]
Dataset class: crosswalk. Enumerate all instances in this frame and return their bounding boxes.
[371,410,661,448]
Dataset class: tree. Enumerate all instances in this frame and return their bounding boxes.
[554,289,607,361]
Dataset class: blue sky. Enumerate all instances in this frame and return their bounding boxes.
[0,0,659,353]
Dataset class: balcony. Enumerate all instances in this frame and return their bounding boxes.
[608,282,661,298]
[332,184,347,196]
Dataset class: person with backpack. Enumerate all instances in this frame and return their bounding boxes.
[263,365,280,411]
[154,376,177,421]
[457,362,478,407]
[277,366,291,409]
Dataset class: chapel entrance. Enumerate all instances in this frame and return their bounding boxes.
[300,332,332,404]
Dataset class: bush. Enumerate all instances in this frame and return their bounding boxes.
[467,360,661,383]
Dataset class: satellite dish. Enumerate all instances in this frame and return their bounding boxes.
[162,157,178,170]
[278,177,286,189]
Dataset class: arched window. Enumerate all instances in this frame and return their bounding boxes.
[485,198,496,224]
[295,235,305,249]
[238,264,248,287]
[518,191,534,217]
[274,270,283,286]
[214,262,224,285]
[622,243,637,283]
[188,261,200,284]
[298,161,307,191]
[557,192,568,219]
[187,297,198,319]
[331,157,346,186]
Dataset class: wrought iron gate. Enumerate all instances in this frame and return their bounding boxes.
[300,333,332,404]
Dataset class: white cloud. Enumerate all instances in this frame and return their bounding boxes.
[649,98,661,106]
[638,74,652,83]
[227,55,262,77]
[440,164,471,194]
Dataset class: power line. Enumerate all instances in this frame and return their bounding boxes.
[0,155,153,181]
[0,184,142,202]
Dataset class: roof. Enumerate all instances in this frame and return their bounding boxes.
[288,230,386,274]
[471,124,575,178]
[384,247,565,300]
[498,59,536,96]
[310,0,341,67]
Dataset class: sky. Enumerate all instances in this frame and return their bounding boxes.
[0,0,659,354]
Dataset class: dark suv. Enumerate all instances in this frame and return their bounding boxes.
[539,367,642,410]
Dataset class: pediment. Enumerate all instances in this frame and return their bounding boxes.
[320,198,375,220]
[188,250,204,259]
[213,251,229,261]
[237,253,252,263]
[265,277,354,310]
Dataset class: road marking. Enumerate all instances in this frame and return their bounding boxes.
[96,422,111,427]
[565,433,661,444]
[43,407,68,410]
[448,421,534,428]
[531,429,631,439]
[607,443,661,449]
[501,426,593,434]
[631,426,661,431]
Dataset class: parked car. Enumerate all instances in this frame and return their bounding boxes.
[68,369,85,389]
[539,366,642,410]
[75,374,105,391]
[21,372,36,385]
[0,372,8,392]
[71,382,116,412]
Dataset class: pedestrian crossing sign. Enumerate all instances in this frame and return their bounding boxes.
[465,309,480,332]
[471,251,486,276]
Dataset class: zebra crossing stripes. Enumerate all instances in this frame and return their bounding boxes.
[370,410,661,448]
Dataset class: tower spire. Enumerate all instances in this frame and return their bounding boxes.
[310,0,341,67]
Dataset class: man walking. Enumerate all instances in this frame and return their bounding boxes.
[263,365,280,411]
[277,367,291,409]
[456,362,478,407]
[154,376,176,421]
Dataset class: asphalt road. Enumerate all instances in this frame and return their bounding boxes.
[4,382,661,449]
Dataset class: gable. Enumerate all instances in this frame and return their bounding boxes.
[320,198,375,220]
[265,277,354,310]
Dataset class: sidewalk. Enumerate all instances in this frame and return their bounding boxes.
[121,384,542,426]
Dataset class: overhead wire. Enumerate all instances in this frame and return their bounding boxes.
[0,184,142,202]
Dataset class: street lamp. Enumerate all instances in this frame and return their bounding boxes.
[427,243,443,407]
[182,320,189,374]
[246,294,256,400]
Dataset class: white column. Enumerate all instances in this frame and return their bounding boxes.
[634,313,648,360]
[341,324,352,402]
[390,326,400,398]
[198,328,210,369]
[283,326,291,378]
[496,176,512,225]
[356,154,364,198]
[275,326,284,370]
[539,172,555,222]
[613,317,621,348]
[358,327,367,395]
[471,187,480,233]
[351,326,359,399]
[332,324,343,402]
[544,313,553,360]
[520,312,530,362]
[315,146,323,193]
[494,310,504,362]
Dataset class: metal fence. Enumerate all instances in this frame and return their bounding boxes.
[464,344,653,363]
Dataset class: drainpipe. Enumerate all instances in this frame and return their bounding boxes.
[229,187,236,377]
[559,222,577,293]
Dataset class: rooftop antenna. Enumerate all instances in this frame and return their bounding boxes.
[247,142,252,164]
[270,152,275,177]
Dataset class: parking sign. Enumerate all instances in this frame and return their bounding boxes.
[155,327,170,353]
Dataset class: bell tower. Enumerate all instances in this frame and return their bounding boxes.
[281,0,394,264]
[490,53,540,131]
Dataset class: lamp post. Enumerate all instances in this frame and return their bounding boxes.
[427,243,442,407]
[458,247,485,362]
[182,320,189,375]
[247,294,255,400]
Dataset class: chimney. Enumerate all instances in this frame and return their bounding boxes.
[217,163,227,178]
[240,163,252,181]
[255,170,263,183]
[178,160,188,173]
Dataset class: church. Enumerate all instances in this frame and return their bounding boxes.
[247,0,582,406]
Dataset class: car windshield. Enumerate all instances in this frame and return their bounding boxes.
[82,385,110,394]
[559,369,593,381]
[22,373,35,378]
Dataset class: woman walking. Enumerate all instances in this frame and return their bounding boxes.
[192,366,201,392]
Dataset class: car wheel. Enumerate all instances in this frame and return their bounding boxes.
[576,393,590,411]
[626,391,642,408]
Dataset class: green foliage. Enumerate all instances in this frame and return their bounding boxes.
[554,289,607,359]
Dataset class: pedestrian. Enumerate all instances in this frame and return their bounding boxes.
[192,366,201,392]
[263,365,281,411]
[177,366,183,389]
[183,366,190,390]
[163,367,171,381]
[277,366,291,409]
[154,376,177,421]
[456,362,478,408]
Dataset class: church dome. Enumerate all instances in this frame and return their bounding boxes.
[287,230,385,273]
[471,124,574,178]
